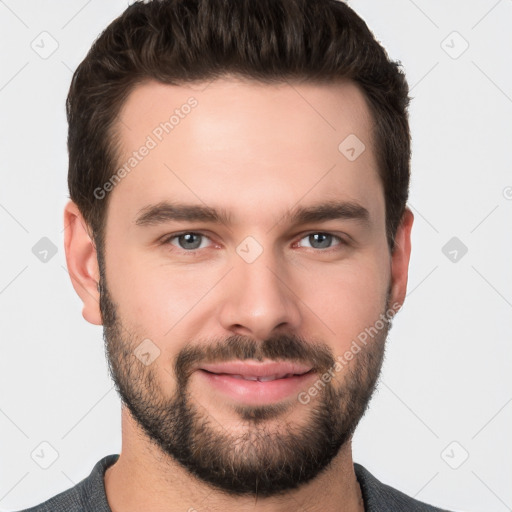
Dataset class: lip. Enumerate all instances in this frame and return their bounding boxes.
[196,360,315,405]
[199,360,313,379]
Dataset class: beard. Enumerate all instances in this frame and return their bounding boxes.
[100,273,391,498]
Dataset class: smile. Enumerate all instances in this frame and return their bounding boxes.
[196,361,315,405]
[219,372,304,382]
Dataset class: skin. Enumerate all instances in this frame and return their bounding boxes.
[64,77,413,512]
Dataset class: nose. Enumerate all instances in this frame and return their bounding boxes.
[217,250,302,341]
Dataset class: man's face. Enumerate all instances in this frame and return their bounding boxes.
[97,78,403,496]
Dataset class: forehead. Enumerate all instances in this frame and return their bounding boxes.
[117,77,375,158]
[109,77,382,228]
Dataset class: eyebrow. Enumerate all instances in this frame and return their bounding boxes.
[135,202,232,226]
[134,200,370,228]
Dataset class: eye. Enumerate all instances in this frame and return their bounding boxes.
[296,232,344,250]
[165,232,212,251]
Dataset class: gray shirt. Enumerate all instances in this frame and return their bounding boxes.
[15,454,450,511]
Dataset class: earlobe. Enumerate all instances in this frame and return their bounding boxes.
[63,201,103,325]
[389,208,414,311]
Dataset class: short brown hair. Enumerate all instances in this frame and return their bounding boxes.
[67,0,411,251]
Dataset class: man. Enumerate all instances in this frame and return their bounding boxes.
[19,0,450,510]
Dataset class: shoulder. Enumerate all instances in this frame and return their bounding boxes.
[354,463,452,512]
[14,454,119,512]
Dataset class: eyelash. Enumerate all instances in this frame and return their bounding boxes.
[161,231,347,254]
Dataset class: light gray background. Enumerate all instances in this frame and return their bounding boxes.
[0,1,511,511]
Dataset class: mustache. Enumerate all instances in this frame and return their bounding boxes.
[174,333,335,386]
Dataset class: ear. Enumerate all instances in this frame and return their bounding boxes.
[389,207,414,310]
[63,201,102,325]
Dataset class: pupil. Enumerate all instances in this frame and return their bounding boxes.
[310,233,331,249]
[180,233,201,249]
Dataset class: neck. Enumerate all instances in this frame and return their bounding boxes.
[104,408,364,512]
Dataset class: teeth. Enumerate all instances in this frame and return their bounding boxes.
[228,374,259,381]
[228,373,295,382]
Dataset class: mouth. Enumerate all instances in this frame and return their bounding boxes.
[195,361,315,405]
[205,372,308,382]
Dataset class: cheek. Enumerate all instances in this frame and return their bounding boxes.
[105,231,390,352]
[294,254,390,347]
[105,251,222,338]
